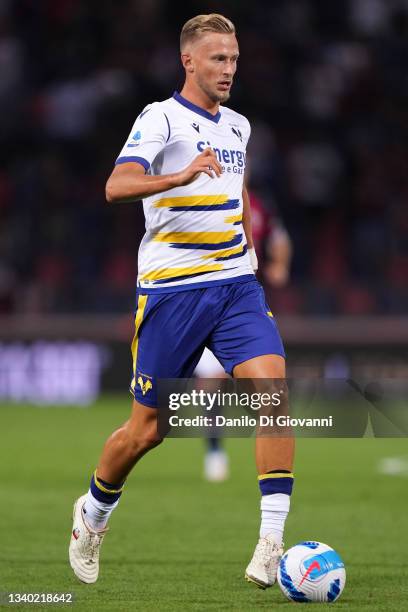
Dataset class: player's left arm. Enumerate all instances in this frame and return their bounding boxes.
[242,115,257,271]
[242,185,253,248]
[242,185,257,272]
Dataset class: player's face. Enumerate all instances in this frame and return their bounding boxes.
[188,33,239,104]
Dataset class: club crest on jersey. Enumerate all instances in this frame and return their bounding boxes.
[191,122,200,133]
[231,127,243,142]
[72,528,80,540]
[138,375,153,395]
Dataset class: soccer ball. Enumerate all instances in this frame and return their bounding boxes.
[277,541,346,603]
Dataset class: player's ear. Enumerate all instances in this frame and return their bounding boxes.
[181,52,194,73]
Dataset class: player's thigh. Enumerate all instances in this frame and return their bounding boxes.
[131,290,211,407]
[233,354,286,378]
[209,280,285,376]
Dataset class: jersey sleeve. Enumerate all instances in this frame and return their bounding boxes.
[115,103,170,172]
[243,117,251,148]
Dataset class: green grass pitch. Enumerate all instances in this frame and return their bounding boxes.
[0,394,407,611]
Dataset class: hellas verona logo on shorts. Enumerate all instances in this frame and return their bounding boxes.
[138,375,153,395]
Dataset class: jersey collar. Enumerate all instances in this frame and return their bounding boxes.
[173,91,221,124]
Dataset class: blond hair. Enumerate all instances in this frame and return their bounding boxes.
[180,14,236,51]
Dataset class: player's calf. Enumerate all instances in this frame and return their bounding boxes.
[69,402,163,582]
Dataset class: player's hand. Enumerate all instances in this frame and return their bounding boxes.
[175,148,223,186]
[264,262,289,287]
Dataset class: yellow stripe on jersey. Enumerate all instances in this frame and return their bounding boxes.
[201,245,246,260]
[130,294,148,392]
[141,264,224,281]
[224,213,242,224]
[267,311,273,317]
[153,194,229,207]
[152,231,236,244]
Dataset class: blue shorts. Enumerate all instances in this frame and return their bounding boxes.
[130,279,285,407]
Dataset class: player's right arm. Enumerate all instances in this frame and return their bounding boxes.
[106,148,222,203]
[105,103,221,203]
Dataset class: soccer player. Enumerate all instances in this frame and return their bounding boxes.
[69,13,295,590]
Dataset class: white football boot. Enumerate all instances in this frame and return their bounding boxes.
[69,494,108,584]
[245,533,284,589]
[204,450,229,482]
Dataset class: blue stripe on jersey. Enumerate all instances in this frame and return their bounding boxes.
[169,234,242,250]
[214,245,247,262]
[173,91,221,124]
[167,200,239,212]
[116,156,150,171]
[163,112,171,142]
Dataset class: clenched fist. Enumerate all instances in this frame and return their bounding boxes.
[174,148,223,186]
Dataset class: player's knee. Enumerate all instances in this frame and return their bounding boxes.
[127,430,163,456]
[141,432,163,451]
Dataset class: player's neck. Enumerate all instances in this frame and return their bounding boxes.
[179,84,220,117]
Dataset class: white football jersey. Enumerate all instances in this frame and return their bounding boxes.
[116,91,254,292]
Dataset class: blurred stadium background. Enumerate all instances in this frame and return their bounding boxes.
[0,0,407,404]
